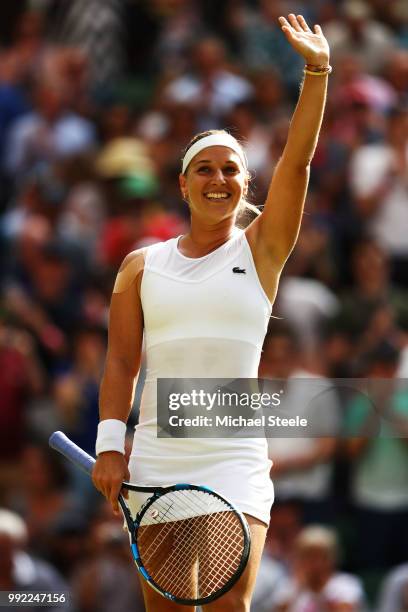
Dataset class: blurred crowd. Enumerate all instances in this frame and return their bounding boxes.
[0,0,408,610]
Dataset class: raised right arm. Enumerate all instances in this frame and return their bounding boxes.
[92,249,145,513]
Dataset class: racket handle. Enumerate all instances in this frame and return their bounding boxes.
[49,431,95,475]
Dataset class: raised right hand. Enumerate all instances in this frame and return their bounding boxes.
[92,451,130,515]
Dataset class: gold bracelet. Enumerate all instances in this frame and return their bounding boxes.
[304,64,332,76]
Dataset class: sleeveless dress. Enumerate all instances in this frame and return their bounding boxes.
[128,229,274,524]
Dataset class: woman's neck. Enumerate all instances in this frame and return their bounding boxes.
[180,218,237,257]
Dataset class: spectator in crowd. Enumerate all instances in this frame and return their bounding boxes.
[0,320,44,503]
[71,520,144,612]
[393,0,408,47]
[43,0,125,93]
[4,78,96,184]
[378,562,408,612]
[330,53,396,140]
[251,548,291,612]
[5,10,48,86]
[148,0,204,78]
[261,323,339,525]
[0,508,70,611]
[237,0,305,93]
[333,238,408,342]
[52,325,106,455]
[248,113,292,202]
[0,50,30,210]
[138,101,198,208]
[9,443,78,557]
[3,238,83,370]
[349,105,408,285]
[383,49,408,99]
[249,67,289,126]
[163,36,253,130]
[273,218,339,352]
[324,0,396,74]
[0,164,74,284]
[224,100,274,177]
[344,341,408,580]
[45,512,89,582]
[56,154,107,266]
[274,525,366,611]
[265,499,303,571]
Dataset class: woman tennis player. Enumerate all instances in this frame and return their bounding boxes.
[92,14,330,612]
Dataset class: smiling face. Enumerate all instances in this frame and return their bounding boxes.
[179,146,248,224]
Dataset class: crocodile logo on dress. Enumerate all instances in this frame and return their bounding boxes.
[232,267,246,274]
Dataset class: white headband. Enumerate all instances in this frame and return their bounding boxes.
[182,133,248,174]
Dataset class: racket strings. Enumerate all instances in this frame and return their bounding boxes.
[175,514,243,594]
[134,489,246,600]
[137,489,236,553]
[139,488,230,523]
[139,513,243,598]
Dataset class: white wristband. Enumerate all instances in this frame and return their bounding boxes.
[95,419,127,456]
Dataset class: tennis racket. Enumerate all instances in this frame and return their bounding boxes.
[49,431,251,606]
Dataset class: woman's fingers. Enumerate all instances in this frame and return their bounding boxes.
[280,14,321,38]
[287,13,303,32]
[121,465,130,499]
[92,453,129,514]
[278,16,294,39]
[297,15,312,32]
[278,16,290,28]
[109,485,121,514]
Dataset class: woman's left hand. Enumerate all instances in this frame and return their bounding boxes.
[279,14,330,67]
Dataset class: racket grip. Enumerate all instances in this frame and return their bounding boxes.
[49,431,95,475]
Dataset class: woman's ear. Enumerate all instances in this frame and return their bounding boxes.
[179,172,188,200]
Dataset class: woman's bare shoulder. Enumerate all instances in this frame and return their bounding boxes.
[113,247,148,294]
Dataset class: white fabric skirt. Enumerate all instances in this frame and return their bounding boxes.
[128,427,274,526]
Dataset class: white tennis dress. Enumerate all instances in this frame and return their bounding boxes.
[128,229,274,524]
